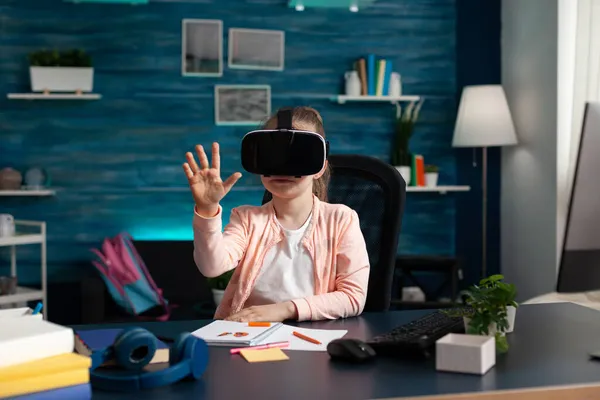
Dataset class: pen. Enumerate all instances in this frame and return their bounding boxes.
[230,341,290,355]
[293,331,321,345]
[32,302,43,315]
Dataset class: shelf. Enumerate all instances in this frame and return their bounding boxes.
[0,189,55,196]
[406,185,470,194]
[332,95,421,104]
[7,93,102,100]
[0,286,43,305]
[0,233,44,247]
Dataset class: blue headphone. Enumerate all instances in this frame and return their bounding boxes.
[90,327,209,392]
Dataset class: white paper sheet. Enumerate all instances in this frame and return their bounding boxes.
[261,324,348,352]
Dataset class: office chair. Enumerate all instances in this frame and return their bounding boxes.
[262,154,406,312]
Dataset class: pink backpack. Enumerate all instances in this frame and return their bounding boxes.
[90,233,171,321]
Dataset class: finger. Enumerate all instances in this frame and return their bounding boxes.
[196,144,210,170]
[186,152,200,173]
[212,142,220,171]
[182,163,194,179]
[222,172,242,193]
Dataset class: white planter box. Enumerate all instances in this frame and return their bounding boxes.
[436,333,496,375]
[30,66,94,93]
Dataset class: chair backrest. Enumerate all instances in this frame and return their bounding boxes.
[261,154,406,312]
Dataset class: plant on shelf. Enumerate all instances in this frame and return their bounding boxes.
[391,100,424,185]
[443,274,518,353]
[28,49,95,94]
[424,164,439,187]
[207,269,235,306]
[424,164,438,173]
[29,49,92,67]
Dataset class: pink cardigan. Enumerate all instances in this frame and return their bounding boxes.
[192,195,370,321]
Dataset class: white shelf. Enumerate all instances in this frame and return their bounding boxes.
[7,93,102,100]
[0,286,43,306]
[0,233,44,247]
[407,185,471,194]
[333,95,421,104]
[0,189,55,196]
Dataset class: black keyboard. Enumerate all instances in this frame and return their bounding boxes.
[367,310,466,358]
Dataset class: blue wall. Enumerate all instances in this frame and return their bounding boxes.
[0,0,460,284]
[455,0,502,285]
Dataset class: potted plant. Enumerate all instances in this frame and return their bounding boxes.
[207,269,234,306]
[28,49,93,94]
[424,164,439,187]
[443,274,518,353]
[391,100,424,185]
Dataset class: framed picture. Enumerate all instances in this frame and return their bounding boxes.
[181,19,223,77]
[214,85,271,126]
[228,28,285,71]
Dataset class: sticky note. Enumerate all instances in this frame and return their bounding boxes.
[239,348,289,363]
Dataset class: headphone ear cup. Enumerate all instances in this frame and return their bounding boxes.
[113,327,157,371]
[169,332,191,365]
[183,335,209,380]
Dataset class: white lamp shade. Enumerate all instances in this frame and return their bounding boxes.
[452,85,518,147]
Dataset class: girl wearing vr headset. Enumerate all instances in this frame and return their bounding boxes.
[183,107,369,322]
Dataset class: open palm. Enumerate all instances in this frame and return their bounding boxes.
[183,143,241,211]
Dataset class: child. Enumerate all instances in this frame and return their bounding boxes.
[182,106,370,322]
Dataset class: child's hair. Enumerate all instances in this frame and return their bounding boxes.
[262,106,331,201]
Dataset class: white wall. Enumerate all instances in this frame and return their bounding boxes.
[501,0,559,301]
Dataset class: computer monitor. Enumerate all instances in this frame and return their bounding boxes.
[557,101,600,292]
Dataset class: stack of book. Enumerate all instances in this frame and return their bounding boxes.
[0,316,91,399]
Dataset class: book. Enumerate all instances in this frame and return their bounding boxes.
[0,318,74,368]
[11,383,91,400]
[191,321,284,346]
[0,353,91,382]
[74,328,169,365]
[0,367,89,398]
[0,307,42,319]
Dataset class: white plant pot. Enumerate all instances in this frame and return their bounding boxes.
[212,289,225,306]
[395,166,411,186]
[506,305,516,333]
[30,66,94,93]
[425,172,439,187]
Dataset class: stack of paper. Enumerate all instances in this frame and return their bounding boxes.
[0,318,91,398]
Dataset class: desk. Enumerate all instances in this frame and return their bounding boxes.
[77,303,600,400]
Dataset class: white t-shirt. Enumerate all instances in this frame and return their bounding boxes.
[245,214,315,306]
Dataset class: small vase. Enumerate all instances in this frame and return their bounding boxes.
[425,172,438,187]
[395,166,411,186]
[212,289,225,306]
[506,306,517,333]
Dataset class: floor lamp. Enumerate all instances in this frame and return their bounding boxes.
[452,85,518,279]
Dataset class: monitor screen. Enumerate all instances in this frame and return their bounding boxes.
[558,101,600,292]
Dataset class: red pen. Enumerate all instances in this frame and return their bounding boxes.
[230,341,290,355]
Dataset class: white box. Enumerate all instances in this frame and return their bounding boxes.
[436,333,496,375]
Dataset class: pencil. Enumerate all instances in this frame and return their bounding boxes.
[248,322,271,327]
[293,331,321,345]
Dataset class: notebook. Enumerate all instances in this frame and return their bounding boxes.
[74,329,169,365]
[191,321,283,346]
[0,318,74,368]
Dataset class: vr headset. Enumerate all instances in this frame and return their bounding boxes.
[241,107,329,177]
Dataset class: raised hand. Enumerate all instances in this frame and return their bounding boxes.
[183,143,241,217]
